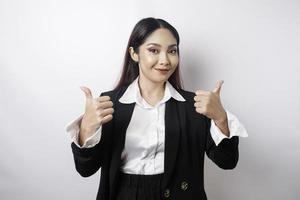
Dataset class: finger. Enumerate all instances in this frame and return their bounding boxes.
[194,100,210,108]
[194,95,210,102]
[194,102,203,108]
[96,96,111,102]
[80,86,93,99]
[196,107,211,118]
[96,101,114,110]
[212,80,224,95]
[100,108,114,117]
[195,90,210,96]
[101,114,113,124]
[196,107,205,114]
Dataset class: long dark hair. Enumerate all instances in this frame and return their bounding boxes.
[114,17,183,90]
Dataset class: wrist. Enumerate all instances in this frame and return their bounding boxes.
[80,127,94,137]
[214,111,227,125]
[213,112,230,137]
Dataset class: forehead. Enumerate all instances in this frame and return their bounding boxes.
[142,28,177,47]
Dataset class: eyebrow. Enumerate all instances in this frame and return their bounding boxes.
[146,43,177,48]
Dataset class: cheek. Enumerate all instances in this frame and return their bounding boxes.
[170,56,179,67]
[140,54,158,67]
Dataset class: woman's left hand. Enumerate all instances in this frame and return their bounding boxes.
[194,80,229,136]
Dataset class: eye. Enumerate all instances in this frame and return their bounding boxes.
[148,48,159,54]
[169,49,178,54]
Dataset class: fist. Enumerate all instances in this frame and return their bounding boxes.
[79,86,114,138]
[194,80,227,123]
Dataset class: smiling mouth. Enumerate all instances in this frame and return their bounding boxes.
[155,68,170,72]
[155,68,170,75]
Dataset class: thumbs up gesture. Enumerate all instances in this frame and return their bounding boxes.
[79,86,114,145]
[194,81,229,135]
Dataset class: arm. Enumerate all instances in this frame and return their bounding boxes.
[71,138,104,177]
[65,114,102,148]
[210,110,248,146]
[194,81,248,169]
[205,116,239,170]
[65,114,104,177]
[66,90,114,177]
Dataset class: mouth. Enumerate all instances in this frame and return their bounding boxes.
[155,68,171,73]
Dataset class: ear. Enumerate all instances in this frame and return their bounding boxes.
[129,47,139,62]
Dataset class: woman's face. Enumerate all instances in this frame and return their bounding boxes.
[130,28,179,85]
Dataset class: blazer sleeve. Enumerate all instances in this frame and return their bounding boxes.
[71,139,104,177]
[71,92,112,177]
[204,116,239,169]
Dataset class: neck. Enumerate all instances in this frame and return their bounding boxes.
[138,76,166,102]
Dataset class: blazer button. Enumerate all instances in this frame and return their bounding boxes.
[181,181,188,191]
[164,189,170,198]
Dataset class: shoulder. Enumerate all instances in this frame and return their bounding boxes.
[175,88,196,112]
[99,85,129,102]
[176,88,196,103]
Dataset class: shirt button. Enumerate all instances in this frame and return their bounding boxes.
[164,189,170,198]
[181,181,188,191]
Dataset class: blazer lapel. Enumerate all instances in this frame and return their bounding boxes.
[162,98,186,189]
[109,97,135,200]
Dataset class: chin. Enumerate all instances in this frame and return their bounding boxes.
[153,75,171,84]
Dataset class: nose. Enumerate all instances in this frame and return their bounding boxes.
[159,52,170,66]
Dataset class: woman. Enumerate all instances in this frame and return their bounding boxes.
[66,17,248,200]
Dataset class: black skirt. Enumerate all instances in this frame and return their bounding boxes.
[115,172,164,200]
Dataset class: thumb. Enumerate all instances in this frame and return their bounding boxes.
[212,80,224,95]
[80,86,93,99]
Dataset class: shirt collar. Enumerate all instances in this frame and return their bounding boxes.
[119,76,185,108]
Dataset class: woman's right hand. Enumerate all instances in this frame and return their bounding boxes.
[78,86,114,146]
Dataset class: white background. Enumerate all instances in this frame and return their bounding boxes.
[1,0,299,199]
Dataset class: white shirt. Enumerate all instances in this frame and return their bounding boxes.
[65,76,248,174]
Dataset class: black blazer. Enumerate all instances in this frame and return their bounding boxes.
[71,85,239,200]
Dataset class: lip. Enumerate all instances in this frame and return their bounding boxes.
[155,68,170,75]
[155,68,170,71]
